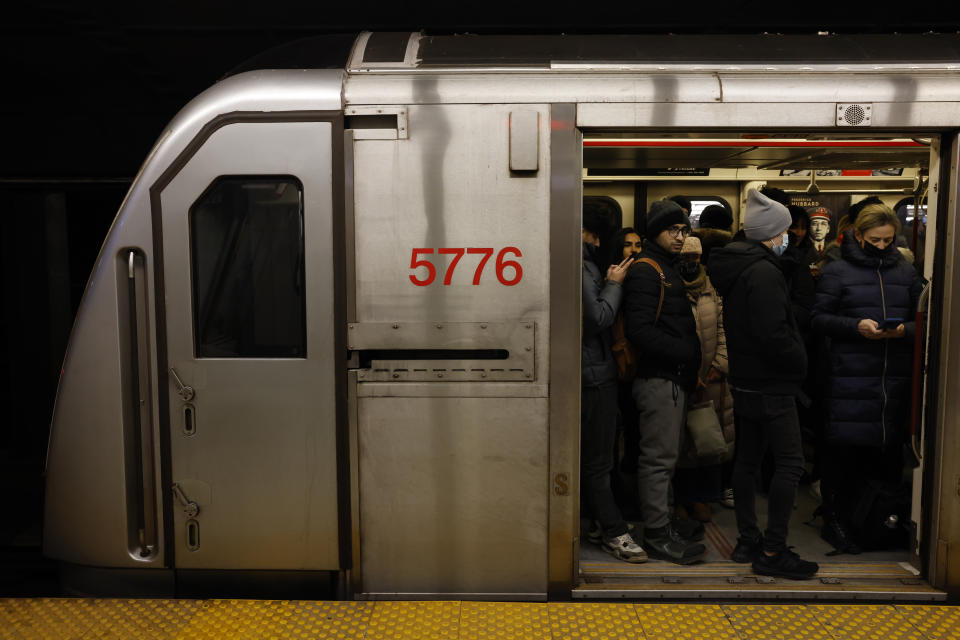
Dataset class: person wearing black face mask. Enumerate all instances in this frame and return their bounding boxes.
[674,236,735,525]
[810,204,923,555]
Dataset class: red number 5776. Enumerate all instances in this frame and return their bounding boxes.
[409,247,523,287]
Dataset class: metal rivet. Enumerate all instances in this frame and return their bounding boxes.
[481,373,487,378]
[437,373,443,378]
[525,324,532,329]
[392,324,399,329]
[480,323,488,329]
[349,325,354,329]
[393,373,399,379]
[525,373,532,378]
[525,346,532,351]
[436,324,443,329]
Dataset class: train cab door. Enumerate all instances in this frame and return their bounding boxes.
[154,119,344,571]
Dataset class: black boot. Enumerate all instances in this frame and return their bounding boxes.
[816,505,862,555]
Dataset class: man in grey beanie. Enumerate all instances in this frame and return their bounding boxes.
[708,189,819,580]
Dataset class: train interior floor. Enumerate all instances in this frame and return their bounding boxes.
[577,479,936,599]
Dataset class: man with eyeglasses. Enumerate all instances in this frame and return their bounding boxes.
[622,200,706,564]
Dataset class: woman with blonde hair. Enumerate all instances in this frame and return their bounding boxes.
[810,203,922,554]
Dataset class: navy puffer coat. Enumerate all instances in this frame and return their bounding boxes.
[810,233,922,447]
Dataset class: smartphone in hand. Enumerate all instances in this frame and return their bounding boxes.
[881,317,903,330]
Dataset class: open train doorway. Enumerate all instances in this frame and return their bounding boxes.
[576,132,946,600]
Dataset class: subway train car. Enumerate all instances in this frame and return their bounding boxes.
[44,32,960,601]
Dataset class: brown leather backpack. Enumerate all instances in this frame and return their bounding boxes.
[611,257,665,381]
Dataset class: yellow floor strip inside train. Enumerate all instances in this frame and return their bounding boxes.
[1,598,958,639]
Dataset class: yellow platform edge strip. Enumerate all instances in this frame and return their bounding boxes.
[0,598,956,640]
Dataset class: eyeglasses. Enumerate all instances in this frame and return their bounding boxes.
[666,225,691,238]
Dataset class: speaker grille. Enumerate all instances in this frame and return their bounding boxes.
[837,103,872,126]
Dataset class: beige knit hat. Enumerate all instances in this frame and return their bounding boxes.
[680,236,702,255]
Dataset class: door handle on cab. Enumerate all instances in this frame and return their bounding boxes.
[172,483,200,518]
[169,367,195,402]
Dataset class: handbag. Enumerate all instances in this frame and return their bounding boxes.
[686,399,727,459]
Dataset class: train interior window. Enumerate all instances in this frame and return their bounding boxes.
[189,176,306,358]
[686,196,732,228]
[581,133,935,594]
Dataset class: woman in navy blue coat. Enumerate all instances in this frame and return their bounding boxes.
[810,204,922,553]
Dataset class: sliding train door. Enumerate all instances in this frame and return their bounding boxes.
[155,119,343,570]
[347,104,566,598]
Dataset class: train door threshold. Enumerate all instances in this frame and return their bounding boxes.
[574,494,945,601]
[574,559,946,601]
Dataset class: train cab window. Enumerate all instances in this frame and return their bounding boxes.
[189,176,306,358]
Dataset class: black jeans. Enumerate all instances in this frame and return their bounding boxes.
[732,389,805,552]
[581,382,628,538]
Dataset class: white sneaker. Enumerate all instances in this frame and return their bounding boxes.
[809,480,822,502]
[720,488,735,509]
[602,532,648,563]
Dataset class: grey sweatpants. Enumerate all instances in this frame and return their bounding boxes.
[632,377,688,529]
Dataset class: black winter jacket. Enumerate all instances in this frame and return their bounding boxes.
[582,243,621,387]
[622,240,701,391]
[810,234,922,447]
[708,239,808,395]
[780,236,817,332]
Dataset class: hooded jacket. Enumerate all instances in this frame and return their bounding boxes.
[708,239,807,394]
[582,242,620,386]
[622,240,701,391]
[693,227,733,266]
[810,233,922,447]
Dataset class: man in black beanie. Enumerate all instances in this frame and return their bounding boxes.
[622,200,705,564]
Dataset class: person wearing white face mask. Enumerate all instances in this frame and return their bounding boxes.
[707,189,818,580]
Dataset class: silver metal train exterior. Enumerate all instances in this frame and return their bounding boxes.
[43,32,960,600]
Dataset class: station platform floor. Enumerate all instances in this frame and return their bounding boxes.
[1,598,958,639]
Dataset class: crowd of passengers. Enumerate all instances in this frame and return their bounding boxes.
[581,187,923,580]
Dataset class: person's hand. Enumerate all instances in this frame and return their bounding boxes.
[857,319,886,340]
[696,376,707,390]
[606,256,635,285]
[706,367,723,383]
[880,323,906,339]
